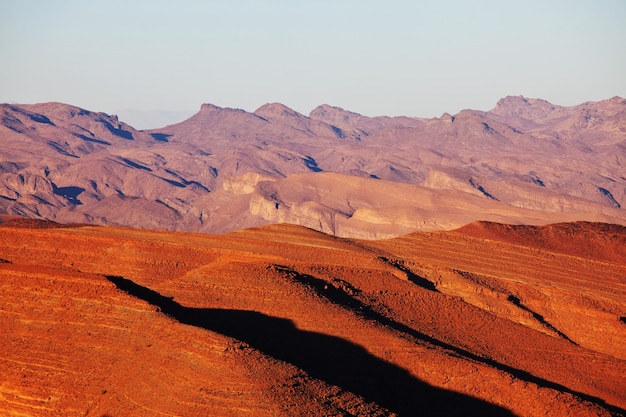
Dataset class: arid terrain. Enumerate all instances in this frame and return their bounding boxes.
[0,217,624,416]
[1,96,625,415]
[1,96,625,238]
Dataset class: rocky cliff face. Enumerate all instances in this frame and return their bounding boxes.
[1,96,625,237]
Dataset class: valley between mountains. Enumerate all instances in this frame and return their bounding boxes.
[0,219,625,416]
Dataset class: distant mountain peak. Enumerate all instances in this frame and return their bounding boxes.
[309,104,363,123]
[494,96,534,111]
[607,96,626,105]
[17,102,95,121]
[200,103,222,112]
[439,112,455,123]
[199,103,249,114]
[254,103,303,120]
[491,96,559,117]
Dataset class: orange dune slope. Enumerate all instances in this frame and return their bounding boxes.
[0,220,624,416]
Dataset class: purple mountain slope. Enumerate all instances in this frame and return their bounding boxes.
[1,96,624,238]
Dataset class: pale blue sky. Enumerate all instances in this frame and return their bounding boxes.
[1,0,625,122]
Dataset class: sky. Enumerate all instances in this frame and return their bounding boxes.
[1,0,625,127]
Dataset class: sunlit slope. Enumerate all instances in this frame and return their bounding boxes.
[1,220,624,416]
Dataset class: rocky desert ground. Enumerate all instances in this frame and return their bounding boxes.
[0,217,624,416]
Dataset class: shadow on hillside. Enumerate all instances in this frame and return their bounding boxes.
[150,133,172,142]
[507,295,577,344]
[281,268,624,415]
[106,275,514,416]
[379,257,438,292]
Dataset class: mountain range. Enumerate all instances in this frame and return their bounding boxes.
[1,96,625,238]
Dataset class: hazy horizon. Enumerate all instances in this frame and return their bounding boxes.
[2,0,625,122]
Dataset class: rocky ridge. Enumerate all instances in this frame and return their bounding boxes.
[1,96,625,238]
